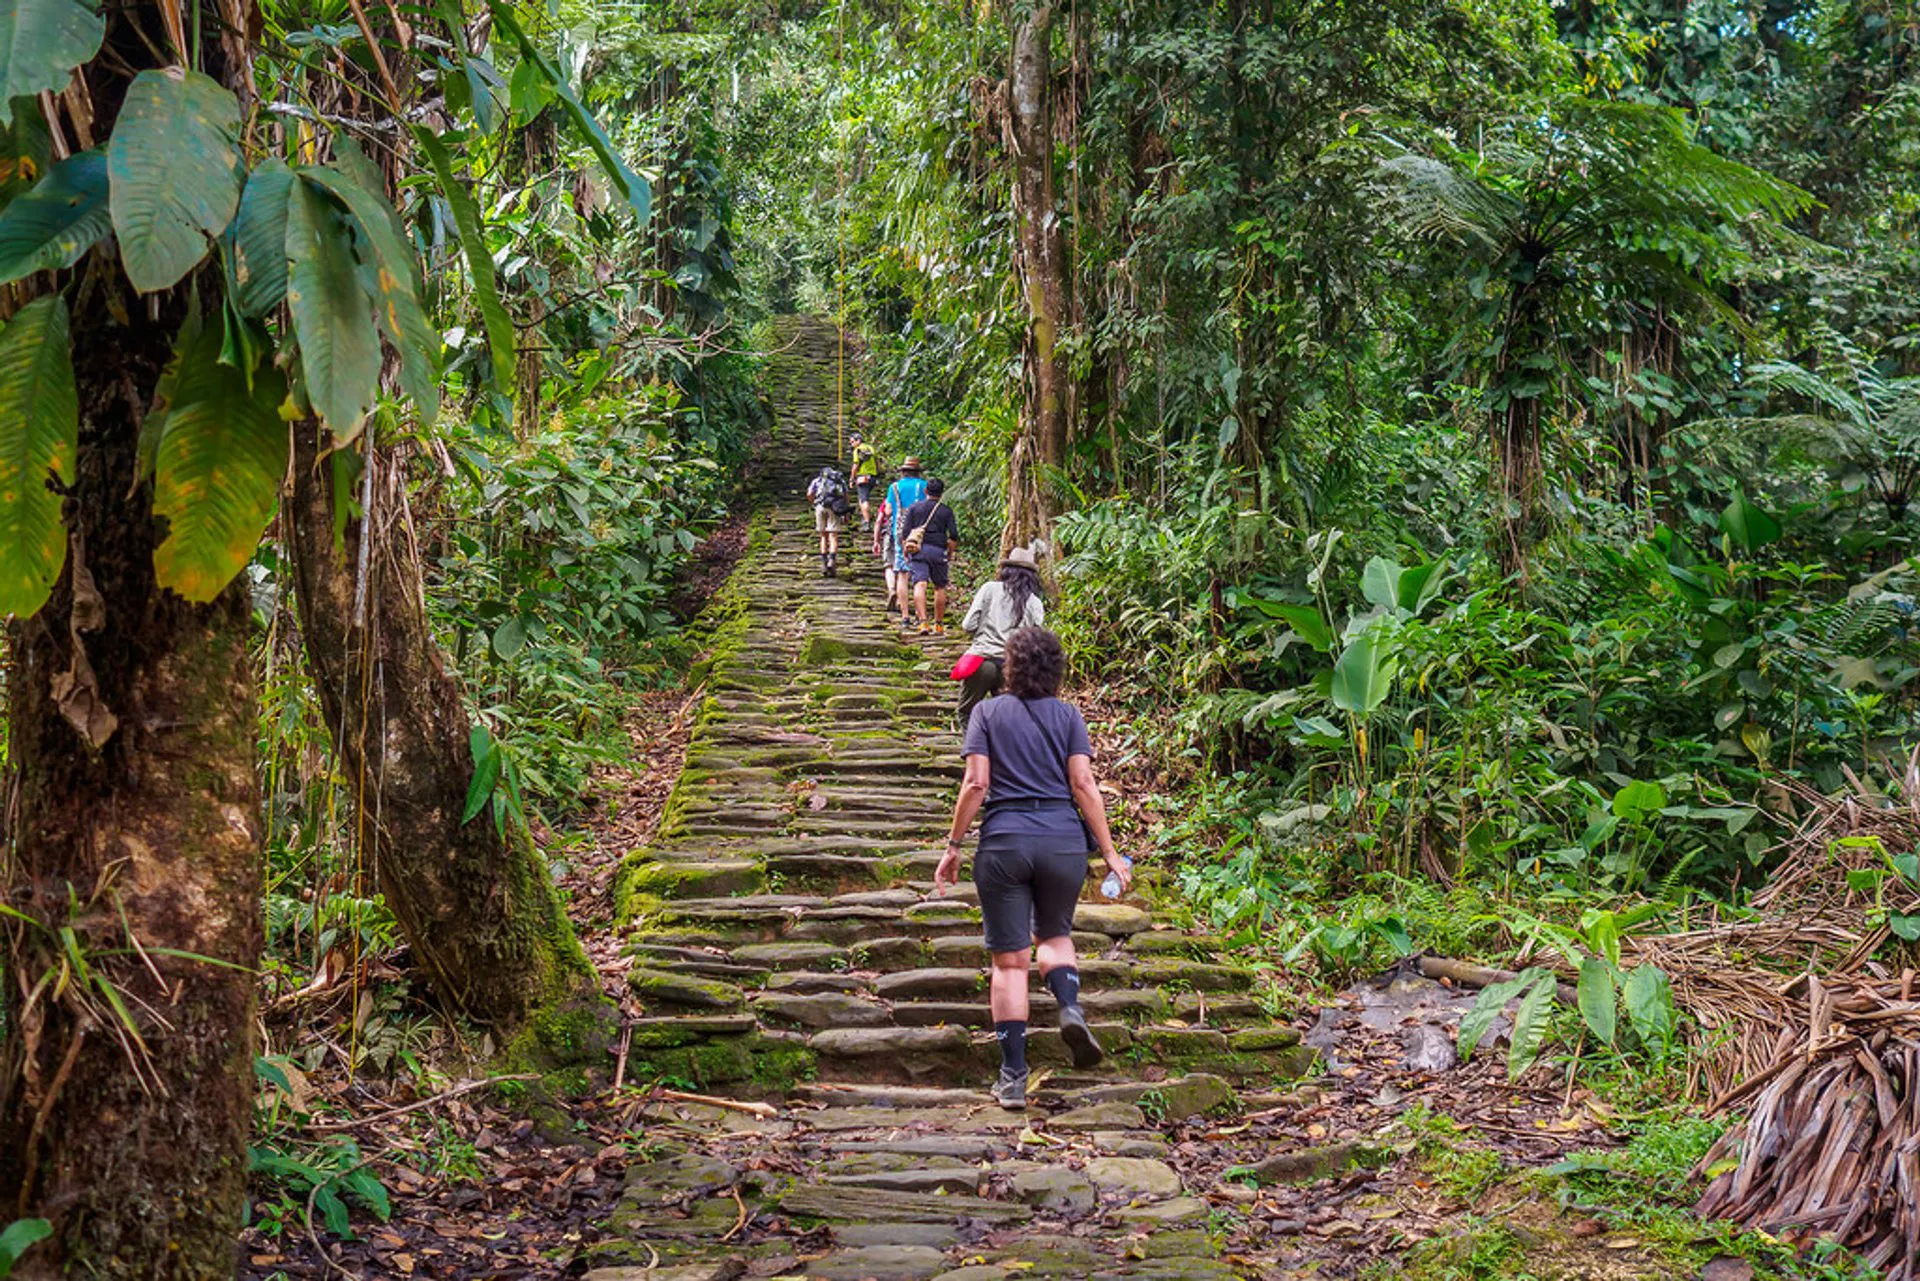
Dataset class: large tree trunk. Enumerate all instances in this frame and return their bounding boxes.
[1003,1,1072,556]
[0,321,260,1277]
[286,427,613,1059]
[0,10,261,1274]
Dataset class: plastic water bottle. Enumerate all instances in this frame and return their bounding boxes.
[1100,856,1133,901]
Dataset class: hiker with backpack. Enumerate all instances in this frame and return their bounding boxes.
[899,477,960,635]
[953,546,1045,730]
[885,457,929,618]
[849,431,878,530]
[934,625,1132,1111]
[807,465,849,577]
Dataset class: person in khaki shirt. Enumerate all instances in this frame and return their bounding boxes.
[956,546,1044,730]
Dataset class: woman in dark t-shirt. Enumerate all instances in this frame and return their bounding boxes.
[935,627,1133,1110]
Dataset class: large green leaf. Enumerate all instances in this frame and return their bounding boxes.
[488,3,650,225]
[226,158,293,318]
[1507,971,1558,1079]
[284,176,380,437]
[0,0,102,126]
[1329,625,1400,715]
[416,126,514,392]
[1719,488,1782,553]
[299,163,439,424]
[1,97,52,207]
[1622,964,1677,1051]
[1457,966,1552,1062]
[1576,957,1617,1048]
[0,294,75,618]
[148,302,290,602]
[0,148,109,283]
[107,68,243,292]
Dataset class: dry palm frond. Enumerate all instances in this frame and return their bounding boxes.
[1672,754,1920,1270]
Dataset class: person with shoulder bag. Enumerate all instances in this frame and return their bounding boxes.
[935,626,1133,1111]
[899,477,959,635]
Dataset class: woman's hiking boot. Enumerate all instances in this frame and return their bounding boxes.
[993,1067,1028,1111]
[1058,1004,1104,1069]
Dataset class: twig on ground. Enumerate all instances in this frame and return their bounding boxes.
[308,1075,541,1131]
[651,1087,779,1119]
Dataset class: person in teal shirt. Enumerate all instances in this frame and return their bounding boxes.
[885,456,928,619]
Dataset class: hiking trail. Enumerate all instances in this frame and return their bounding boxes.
[592,316,1320,1281]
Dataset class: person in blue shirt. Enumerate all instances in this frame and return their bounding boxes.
[885,457,928,619]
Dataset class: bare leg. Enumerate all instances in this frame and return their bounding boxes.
[896,571,912,619]
[934,585,948,628]
[1035,935,1079,978]
[989,949,1031,1023]
[914,580,929,626]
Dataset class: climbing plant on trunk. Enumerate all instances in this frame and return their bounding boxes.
[1002,0,1073,556]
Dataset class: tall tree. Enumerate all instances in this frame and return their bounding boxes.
[1377,99,1810,580]
[0,3,266,1272]
[286,426,613,1051]
[274,0,619,1054]
[1002,0,1072,555]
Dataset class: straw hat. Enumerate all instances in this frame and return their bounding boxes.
[900,456,923,473]
[1001,546,1038,570]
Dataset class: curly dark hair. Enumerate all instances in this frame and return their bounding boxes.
[1004,626,1066,699]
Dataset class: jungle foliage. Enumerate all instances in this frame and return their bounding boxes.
[760,0,1920,954]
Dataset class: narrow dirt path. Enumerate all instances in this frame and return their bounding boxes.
[584,317,1320,1281]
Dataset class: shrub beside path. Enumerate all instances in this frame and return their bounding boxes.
[593,317,1318,1281]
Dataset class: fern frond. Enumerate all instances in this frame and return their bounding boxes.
[1372,153,1521,250]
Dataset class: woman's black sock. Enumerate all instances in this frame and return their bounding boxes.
[1045,966,1082,1010]
[995,1020,1028,1074]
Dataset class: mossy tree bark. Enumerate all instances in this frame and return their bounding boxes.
[285,426,613,1059]
[1003,0,1072,557]
[0,9,262,1275]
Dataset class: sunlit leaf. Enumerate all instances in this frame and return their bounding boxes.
[148,300,289,602]
[0,294,74,618]
[1330,626,1399,715]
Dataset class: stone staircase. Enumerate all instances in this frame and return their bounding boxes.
[611,315,1311,1094]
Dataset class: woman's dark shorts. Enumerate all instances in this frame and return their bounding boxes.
[974,845,1088,952]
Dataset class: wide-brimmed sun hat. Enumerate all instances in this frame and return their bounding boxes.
[1001,546,1038,570]
[900,456,923,472]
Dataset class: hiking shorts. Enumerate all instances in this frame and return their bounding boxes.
[975,843,1089,952]
[814,505,842,533]
[856,477,874,502]
[908,553,949,589]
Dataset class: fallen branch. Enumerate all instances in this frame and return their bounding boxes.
[1417,954,1578,1005]
[650,1087,779,1119]
[308,1075,540,1131]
